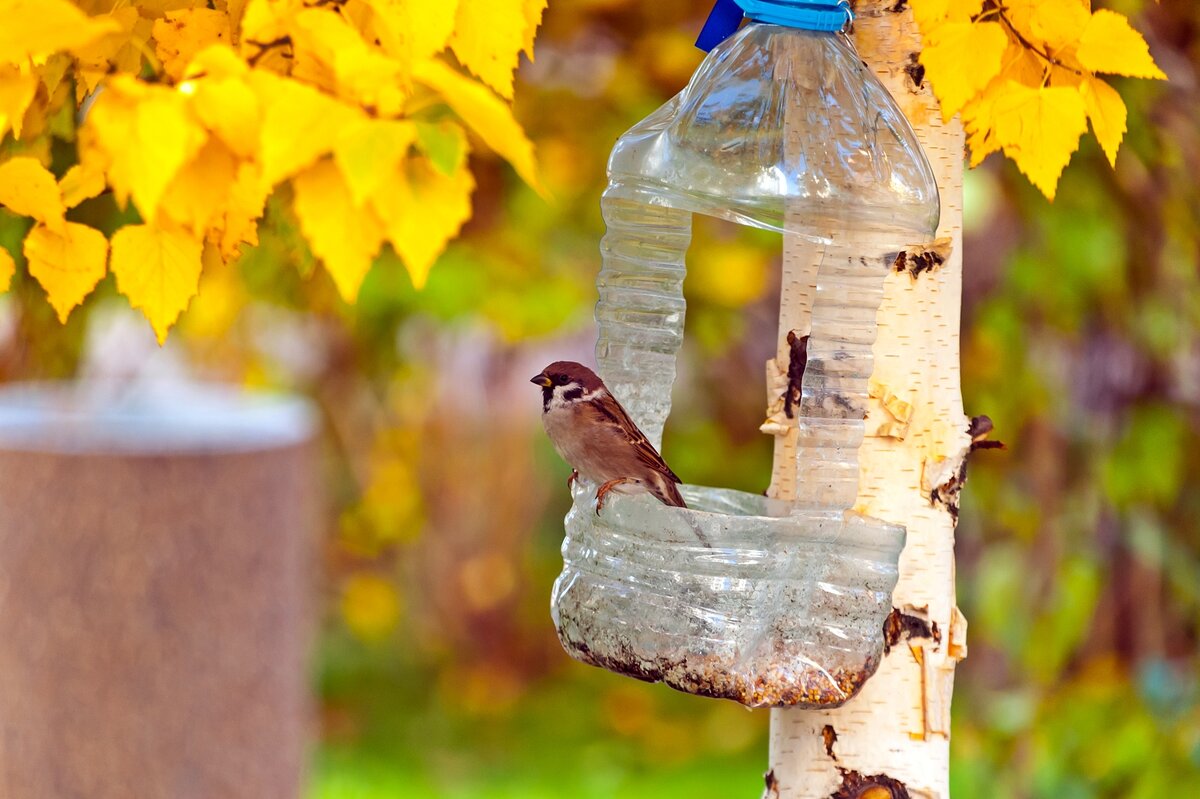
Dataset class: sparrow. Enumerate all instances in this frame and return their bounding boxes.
[532,360,686,513]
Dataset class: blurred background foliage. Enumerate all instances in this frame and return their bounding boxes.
[1,1,1198,797]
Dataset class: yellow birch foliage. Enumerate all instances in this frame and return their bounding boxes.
[0,0,545,341]
[24,222,110,322]
[913,0,1166,200]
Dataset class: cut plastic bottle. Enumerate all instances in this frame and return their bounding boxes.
[553,22,939,708]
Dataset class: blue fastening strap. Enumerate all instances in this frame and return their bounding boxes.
[696,0,854,51]
[695,0,747,51]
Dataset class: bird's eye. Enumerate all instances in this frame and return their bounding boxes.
[555,375,568,385]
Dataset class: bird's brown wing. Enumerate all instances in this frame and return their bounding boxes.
[591,393,682,485]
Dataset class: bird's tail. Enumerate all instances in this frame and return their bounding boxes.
[652,474,687,509]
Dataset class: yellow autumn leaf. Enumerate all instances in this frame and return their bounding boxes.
[23,222,109,322]
[213,0,250,26]
[991,81,1089,200]
[292,159,386,302]
[86,77,208,222]
[334,119,418,207]
[451,0,531,100]
[212,161,270,262]
[995,39,1047,89]
[1028,0,1090,54]
[159,139,238,236]
[961,41,1045,167]
[247,69,363,190]
[1077,9,1166,80]
[414,59,539,191]
[37,54,72,99]
[0,0,119,65]
[0,65,39,140]
[358,0,458,66]
[218,0,250,35]
[59,163,107,208]
[184,47,261,160]
[73,7,151,97]
[288,7,407,116]
[1081,77,1128,169]
[910,0,983,30]
[153,8,234,82]
[963,117,998,168]
[997,0,1034,32]
[370,154,475,289]
[920,21,1009,122]
[0,157,66,232]
[130,0,210,17]
[20,55,72,144]
[0,246,14,293]
[110,223,205,343]
[240,0,296,44]
[521,0,548,59]
[183,41,249,80]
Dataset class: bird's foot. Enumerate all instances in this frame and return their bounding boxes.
[595,478,632,514]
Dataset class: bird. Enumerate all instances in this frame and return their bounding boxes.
[531,360,686,513]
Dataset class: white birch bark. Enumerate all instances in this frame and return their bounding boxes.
[763,3,970,797]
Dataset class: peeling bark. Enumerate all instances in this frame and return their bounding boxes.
[928,415,1005,522]
[783,331,810,419]
[830,769,912,799]
[821,725,839,760]
[882,607,940,655]
[892,238,953,280]
[765,769,782,799]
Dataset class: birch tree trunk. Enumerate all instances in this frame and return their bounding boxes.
[764,3,970,797]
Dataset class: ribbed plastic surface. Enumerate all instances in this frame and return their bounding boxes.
[553,484,904,707]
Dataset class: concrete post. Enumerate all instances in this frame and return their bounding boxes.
[0,382,316,799]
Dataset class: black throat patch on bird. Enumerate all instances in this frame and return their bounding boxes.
[543,383,584,411]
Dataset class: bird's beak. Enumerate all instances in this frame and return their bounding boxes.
[531,374,553,387]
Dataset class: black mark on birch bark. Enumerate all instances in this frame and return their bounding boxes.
[783,331,809,419]
[904,52,925,90]
[892,242,949,278]
[764,768,781,799]
[892,237,952,279]
[931,414,1006,522]
[883,607,941,654]
[830,769,912,799]
[822,724,839,760]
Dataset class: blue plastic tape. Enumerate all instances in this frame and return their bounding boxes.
[696,0,853,51]
[695,0,746,51]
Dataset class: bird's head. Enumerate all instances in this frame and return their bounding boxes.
[531,361,605,409]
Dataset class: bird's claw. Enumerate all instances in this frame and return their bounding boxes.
[594,478,629,515]
[567,469,579,489]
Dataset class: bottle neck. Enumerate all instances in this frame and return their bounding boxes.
[740,0,853,32]
[696,0,852,51]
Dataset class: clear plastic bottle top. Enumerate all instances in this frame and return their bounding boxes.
[608,22,939,237]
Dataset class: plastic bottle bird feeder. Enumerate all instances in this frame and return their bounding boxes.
[550,1,940,709]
